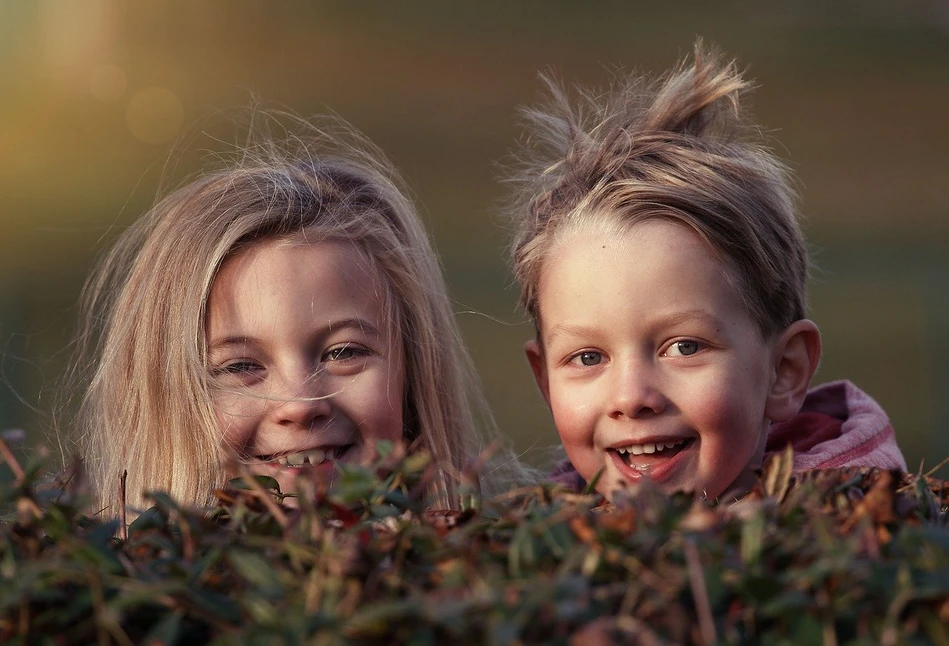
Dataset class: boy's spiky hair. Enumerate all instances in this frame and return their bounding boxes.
[507,40,808,337]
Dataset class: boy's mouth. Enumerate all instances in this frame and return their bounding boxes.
[610,438,692,470]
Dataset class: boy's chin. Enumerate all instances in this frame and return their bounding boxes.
[597,468,757,504]
[714,469,759,502]
[599,474,666,502]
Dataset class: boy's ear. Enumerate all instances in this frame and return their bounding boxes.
[765,319,822,422]
[524,340,551,408]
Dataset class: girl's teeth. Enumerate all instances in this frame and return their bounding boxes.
[272,448,332,467]
[642,443,656,454]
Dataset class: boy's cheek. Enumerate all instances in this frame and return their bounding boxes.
[551,406,589,447]
[550,394,603,481]
[547,383,591,436]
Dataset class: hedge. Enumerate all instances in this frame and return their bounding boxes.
[2,438,948,645]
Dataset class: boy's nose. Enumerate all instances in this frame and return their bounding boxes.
[607,360,666,419]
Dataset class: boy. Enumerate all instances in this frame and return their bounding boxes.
[506,42,906,500]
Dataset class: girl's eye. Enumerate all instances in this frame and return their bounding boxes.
[210,360,265,386]
[570,350,603,367]
[665,340,702,357]
[218,360,262,375]
[324,344,368,362]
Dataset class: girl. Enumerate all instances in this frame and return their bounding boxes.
[68,112,517,514]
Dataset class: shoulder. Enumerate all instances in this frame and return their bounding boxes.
[548,457,587,492]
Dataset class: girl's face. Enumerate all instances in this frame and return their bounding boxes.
[526,219,780,501]
[206,238,404,495]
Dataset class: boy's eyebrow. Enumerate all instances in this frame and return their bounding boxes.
[652,308,726,330]
[544,309,725,346]
[544,323,598,346]
[207,317,383,351]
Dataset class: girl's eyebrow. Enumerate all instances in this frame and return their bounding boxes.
[326,317,382,337]
[207,335,257,352]
[207,317,383,351]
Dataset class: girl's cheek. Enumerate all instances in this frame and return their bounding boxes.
[214,394,257,447]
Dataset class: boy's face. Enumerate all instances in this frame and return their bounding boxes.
[527,219,779,501]
[206,238,405,495]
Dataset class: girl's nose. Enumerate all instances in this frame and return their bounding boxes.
[269,372,332,429]
[607,359,667,419]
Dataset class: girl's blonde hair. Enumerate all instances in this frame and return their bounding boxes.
[507,41,808,338]
[69,112,506,513]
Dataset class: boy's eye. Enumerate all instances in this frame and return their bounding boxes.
[571,351,603,367]
[665,340,701,357]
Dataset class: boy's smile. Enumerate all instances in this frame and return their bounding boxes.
[527,218,781,501]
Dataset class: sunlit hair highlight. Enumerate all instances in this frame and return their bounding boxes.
[68,112,507,514]
[507,40,808,338]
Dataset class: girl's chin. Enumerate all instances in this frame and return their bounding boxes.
[237,444,367,497]
[246,459,342,498]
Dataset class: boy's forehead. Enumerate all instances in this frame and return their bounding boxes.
[552,214,704,257]
[538,218,760,335]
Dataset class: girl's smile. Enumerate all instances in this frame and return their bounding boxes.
[206,237,405,495]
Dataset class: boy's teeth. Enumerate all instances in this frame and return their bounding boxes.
[617,440,686,456]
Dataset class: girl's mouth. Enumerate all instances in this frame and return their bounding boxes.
[255,445,353,468]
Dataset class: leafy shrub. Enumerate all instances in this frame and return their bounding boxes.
[2,438,948,645]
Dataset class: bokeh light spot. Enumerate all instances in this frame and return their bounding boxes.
[88,64,127,103]
[126,87,185,145]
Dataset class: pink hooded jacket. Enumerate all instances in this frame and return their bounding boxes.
[549,380,907,492]
[763,379,906,471]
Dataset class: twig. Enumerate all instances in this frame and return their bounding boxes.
[234,462,289,529]
[923,456,949,479]
[684,538,717,646]
[119,471,128,542]
[0,434,25,484]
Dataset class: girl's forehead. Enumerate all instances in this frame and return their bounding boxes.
[209,236,399,332]
[226,234,374,276]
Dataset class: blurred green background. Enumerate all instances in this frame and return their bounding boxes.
[2,2,948,478]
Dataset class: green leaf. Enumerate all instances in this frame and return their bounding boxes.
[142,610,184,645]
[229,549,282,591]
